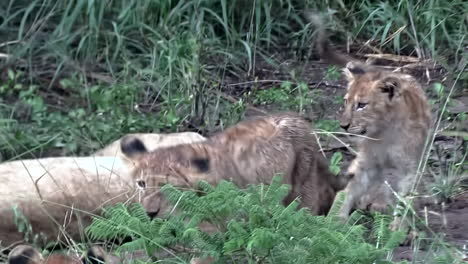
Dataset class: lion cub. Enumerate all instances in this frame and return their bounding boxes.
[337,62,431,224]
[121,112,343,217]
[308,12,432,227]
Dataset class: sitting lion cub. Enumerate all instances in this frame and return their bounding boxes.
[121,112,343,217]
[337,62,431,225]
[308,12,432,228]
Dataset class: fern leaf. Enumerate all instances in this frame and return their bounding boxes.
[326,190,346,220]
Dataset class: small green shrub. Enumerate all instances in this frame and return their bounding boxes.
[315,119,340,132]
[87,176,406,263]
[252,81,311,112]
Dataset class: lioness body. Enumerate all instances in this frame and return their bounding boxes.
[308,12,432,222]
[0,156,136,247]
[123,113,340,217]
[0,132,206,247]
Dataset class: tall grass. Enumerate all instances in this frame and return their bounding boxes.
[0,1,467,262]
[0,0,466,159]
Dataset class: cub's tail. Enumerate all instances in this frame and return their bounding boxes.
[305,11,357,67]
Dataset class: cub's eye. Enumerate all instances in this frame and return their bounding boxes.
[356,102,368,110]
[136,180,146,189]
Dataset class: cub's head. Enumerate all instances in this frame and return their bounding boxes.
[121,136,212,218]
[339,62,418,137]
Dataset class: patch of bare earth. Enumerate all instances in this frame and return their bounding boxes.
[393,193,468,262]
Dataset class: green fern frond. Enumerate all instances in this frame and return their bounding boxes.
[196,180,215,194]
[326,190,346,219]
[262,174,290,206]
[371,212,392,249]
[128,203,151,223]
[116,238,146,254]
[383,231,406,251]
[348,209,369,226]
[87,176,406,263]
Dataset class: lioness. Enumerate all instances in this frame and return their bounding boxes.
[309,12,432,225]
[0,156,136,248]
[0,132,206,247]
[121,112,343,218]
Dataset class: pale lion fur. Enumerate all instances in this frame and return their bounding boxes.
[0,132,206,247]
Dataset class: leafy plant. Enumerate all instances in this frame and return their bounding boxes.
[87,176,406,263]
[12,205,49,248]
[252,81,311,112]
[315,119,341,132]
[1,0,466,160]
[329,151,343,176]
[427,143,467,203]
[324,65,341,82]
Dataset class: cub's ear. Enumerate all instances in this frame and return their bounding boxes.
[191,158,210,173]
[120,135,148,159]
[343,62,366,82]
[380,77,401,100]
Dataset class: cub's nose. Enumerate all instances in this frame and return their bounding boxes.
[340,123,350,131]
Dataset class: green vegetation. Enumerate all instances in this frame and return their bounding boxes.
[1,0,466,159]
[0,0,467,263]
[86,176,407,263]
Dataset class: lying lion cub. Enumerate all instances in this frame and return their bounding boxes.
[308,12,432,227]
[121,112,344,217]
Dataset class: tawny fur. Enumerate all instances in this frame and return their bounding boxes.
[0,132,206,247]
[308,12,431,224]
[123,113,342,217]
[337,62,431,222]
[305,11,360,67]
[93,132,206,159]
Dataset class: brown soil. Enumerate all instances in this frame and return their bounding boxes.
[393,192,468,262]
